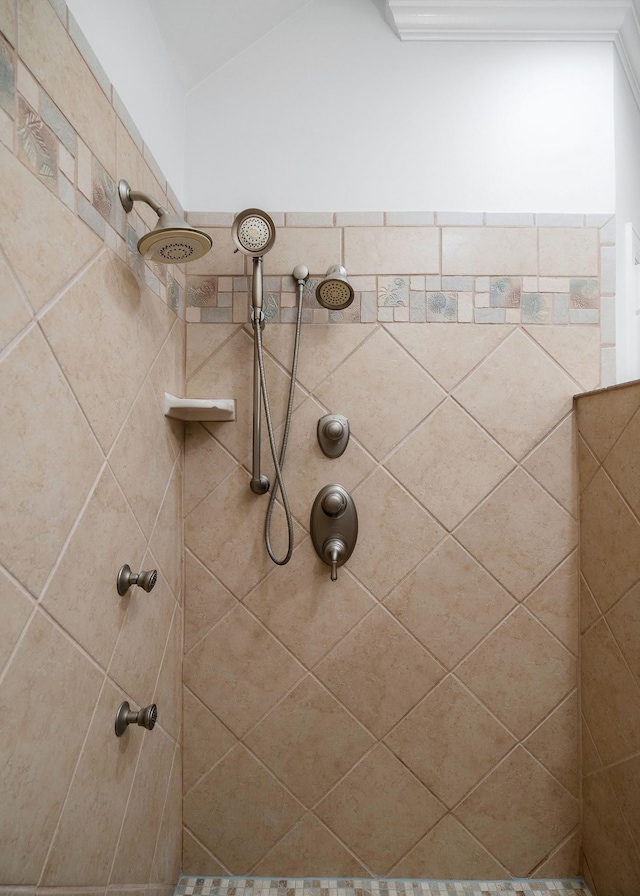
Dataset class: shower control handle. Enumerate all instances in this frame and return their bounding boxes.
[324,536,347,581]
[310,484,358,582]
[317,414,350,458]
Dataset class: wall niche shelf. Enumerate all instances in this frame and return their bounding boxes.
[163,392,236,422]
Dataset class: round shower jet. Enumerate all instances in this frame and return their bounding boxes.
[118,179,212,263]
[316,264,355,310]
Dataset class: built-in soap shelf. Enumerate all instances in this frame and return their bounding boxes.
[163,392,236,422]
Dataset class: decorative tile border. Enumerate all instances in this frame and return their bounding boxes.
[184,214,615,339]
[175,878,591,896]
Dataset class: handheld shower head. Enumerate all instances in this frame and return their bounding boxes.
[232,208,276,257]
[118,179,212,264]
[316,265,354,310]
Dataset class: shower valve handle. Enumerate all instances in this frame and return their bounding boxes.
[324,537,347,582]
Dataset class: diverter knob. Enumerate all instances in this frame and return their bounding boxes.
[322,490,347,517]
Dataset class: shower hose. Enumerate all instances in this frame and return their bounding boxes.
[253,274,305,565]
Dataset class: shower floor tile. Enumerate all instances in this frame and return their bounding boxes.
[175,877,591,896]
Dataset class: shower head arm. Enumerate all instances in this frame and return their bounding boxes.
[118,179,166,217]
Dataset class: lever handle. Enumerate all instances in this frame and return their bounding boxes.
[324,537,346,582]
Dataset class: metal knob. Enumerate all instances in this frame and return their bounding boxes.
[324,420,344,441]
[117,564,157,596]
[317,414,350,458]
[115,701,158,737]
[322,490,347,517]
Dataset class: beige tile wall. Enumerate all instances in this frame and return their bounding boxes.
[182,216,609,878]
[576,381,640,895]
[0,2,184,890]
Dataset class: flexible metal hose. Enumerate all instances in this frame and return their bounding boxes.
[254,276,305,565]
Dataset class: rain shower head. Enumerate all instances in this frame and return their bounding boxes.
[316,265,354,310]
[118,179,212,264]
[232,208,276,257]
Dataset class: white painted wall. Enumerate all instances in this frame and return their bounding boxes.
[614,52,640,382]
[185,0,616,213]
[65,0,185,200]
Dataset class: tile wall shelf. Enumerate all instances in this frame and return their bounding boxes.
[163,392,236,422]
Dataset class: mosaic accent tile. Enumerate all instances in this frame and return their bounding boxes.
[188,276,219,308]
[553,295,570,324]
[202,307,233,323]
[521,293,552,324]
[58,171,74,211]
[474,308,505,323]
[77,192,105,238]
[174,878,591,896]
[379,277,409,307]
[17,96,58,192]
[442,277,473,291]
[0,35,14,118]
[490,277,521,308]
[361,291,377,322]
[569,309,599,324]
[40,90,75,154]
[91,155,123,233]
[427,291,457,321]
[410,290,426,322]
[570,279,599,309]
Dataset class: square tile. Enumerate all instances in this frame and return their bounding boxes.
[386,400,514,531]
[245,676,375,806]
[315,745,445,874]
[315,606,444,738]
[314,328,445,461]
[385,676,515,807]
[385,537,515,669]
[454,330,576,461]
[456,607,575,738]
[184,745,304,873]
[183,604,304,738]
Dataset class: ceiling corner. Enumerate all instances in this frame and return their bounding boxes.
[384,1,640,110]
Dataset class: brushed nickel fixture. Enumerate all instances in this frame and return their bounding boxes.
[310,484,358,581]
[317,414,350,458]
[315,265,354,310]
[115,701,157,737]
[116,564,157,596]
[118,179,212,263]
[231,208,278,498]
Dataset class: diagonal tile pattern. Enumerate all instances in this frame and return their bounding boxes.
[456,468,576,601]
[387,399,514,530]
[184,313,590,877]
[456,607,575,739]
[245,676,375,806]
[454,330,576,461]
[315,606,445,738]
[315,744,446,874]
[385,538,515,669]
[385,675,516,808]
